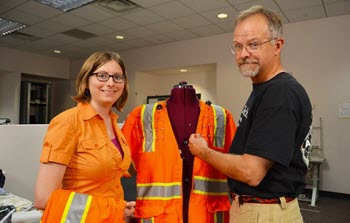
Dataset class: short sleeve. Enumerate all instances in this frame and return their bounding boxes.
[245,83,297,166]
[40,112,77,165]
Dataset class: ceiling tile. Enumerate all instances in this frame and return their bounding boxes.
[199,7,239,24]
[28,38,61,49]
[216,21,235,33]
[99,17,138,31]
[149,1,195,19]
[123,27,158,38]
[69,4,115,22]
[46,33,81,44]
[0,0,349,61]
[122,9,166,25]
[130,0,174,8]
[172,14,212,28]
[35,20,72,33]
[275,0,322,11]
[142,34,175,44]
[1,9,43,25]
[102,31,139,42]
[180,0,232,12]
[79,23,114,35]
[284,5,326,22]
[125,39,153,48]
[16,0,63,19]
[50,13,91,27]
[234,0,281,12]
[20,25,55,38]
[191,24,224,36]
[0,0,28,8]
[0,36,26,47]
[324,0,350,17]
[165,29,199,41]
[146,21,184,34]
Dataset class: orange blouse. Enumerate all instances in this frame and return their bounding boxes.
[40,102,131,199]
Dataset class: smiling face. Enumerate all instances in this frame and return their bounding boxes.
[88,60,124,109]
[233,14,281,80]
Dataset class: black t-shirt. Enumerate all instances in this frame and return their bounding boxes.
[228,72,312,198]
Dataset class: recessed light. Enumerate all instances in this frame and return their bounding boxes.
[116,35,124,40]
[180,69,187,72]
[53,50,61,54]
[217,13,228,19]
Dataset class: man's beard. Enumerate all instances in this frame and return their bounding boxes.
[238,58,260,77]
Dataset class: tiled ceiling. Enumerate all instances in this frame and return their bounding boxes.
[0,0,349,60]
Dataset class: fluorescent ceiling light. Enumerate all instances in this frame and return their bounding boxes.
[0,18,27,36]
[115,35,124,40]
[35,0,96,12]
[180,69,187,72]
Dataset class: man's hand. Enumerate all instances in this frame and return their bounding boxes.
[188,133,209,159]
[124,201,136,222]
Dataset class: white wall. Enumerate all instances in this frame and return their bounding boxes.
[135,69,216,106]
[0,71,21,123]
[0,125,48,201]
[282,15,350,194]
[0,47,70,79]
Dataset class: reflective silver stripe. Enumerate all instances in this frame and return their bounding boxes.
[141,103,157,152]
[211,104,226,148]
[214,211,224,223]
[193,176,228,195]
[137,183,181,200]
[141,218,154,223]
[64,193,92,223]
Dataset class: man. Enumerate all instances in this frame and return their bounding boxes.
[188,5,312,223]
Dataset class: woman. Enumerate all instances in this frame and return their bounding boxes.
[34,51,135,222]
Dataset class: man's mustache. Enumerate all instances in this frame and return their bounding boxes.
[238,58,259,65]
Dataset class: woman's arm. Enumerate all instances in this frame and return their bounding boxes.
[34,162,67,210]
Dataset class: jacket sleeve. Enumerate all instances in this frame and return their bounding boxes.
[223,109,236,153]
[121,106,144,170]
[209,107,236,154]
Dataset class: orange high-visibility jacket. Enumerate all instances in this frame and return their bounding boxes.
[122,100,236,223]
[40,189,126,223]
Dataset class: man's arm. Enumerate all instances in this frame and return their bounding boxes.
[188,133,273,186]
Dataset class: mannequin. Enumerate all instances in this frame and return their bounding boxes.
[166,81,199,223]
[122,81,235,223]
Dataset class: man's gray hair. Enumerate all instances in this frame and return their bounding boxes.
[235,5,283,39]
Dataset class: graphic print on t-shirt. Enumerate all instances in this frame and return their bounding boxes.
[301,125,312,167]
[238,105,249,127]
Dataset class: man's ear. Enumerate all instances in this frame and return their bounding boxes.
[275,38,284,54]
[276,38,284,49]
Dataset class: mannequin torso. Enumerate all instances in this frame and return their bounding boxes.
[166,82,200,223]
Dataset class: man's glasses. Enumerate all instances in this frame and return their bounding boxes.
[92,72,126,83]
[231,38,276,54]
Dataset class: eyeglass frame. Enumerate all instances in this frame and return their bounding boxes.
[91,72,126,83]
[231,38,277,54]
